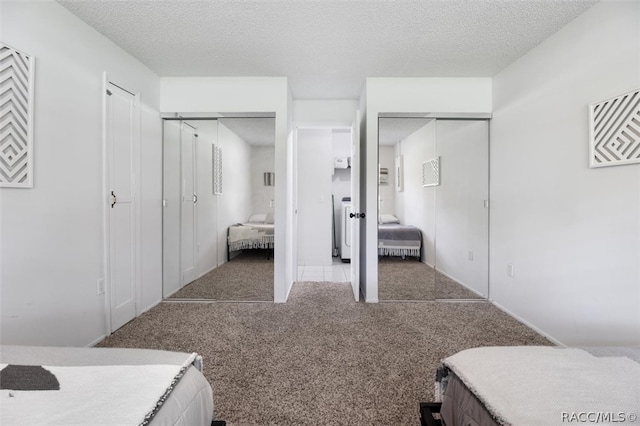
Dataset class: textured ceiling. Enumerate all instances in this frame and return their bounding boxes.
[58,0,598,99]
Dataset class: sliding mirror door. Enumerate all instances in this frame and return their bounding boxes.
[377,117,489,301]
[378,118,436,300]
[162,115,276,301]
[433,120,488,300]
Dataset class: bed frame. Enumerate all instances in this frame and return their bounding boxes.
[378,223,422,259]
[0,345,223,426]
[421,346,640,426]
[226,223,274,261]
[419,402,443,426]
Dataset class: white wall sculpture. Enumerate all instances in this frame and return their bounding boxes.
[0,43,35,187]
[589,88,640,168]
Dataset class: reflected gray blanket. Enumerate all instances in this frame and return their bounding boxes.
[378,224,421,257]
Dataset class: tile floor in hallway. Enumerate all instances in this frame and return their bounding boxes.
[297,258,351,282]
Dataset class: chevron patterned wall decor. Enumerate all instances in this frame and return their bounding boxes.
[213,145,222,195]
[589,88,640,168]
[422,157,440,187]
[0,43,35,187]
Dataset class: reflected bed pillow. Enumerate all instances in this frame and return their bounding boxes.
[248,213,267,223]
[379,214,400,224]
[265,212,274,224]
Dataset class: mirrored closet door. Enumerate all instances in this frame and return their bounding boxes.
[162,115,276,301]
[377,117,489,301]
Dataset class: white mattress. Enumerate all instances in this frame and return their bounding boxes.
[0,346,214,426]
[440,346,640,426]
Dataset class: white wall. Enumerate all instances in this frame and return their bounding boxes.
[293,99,359,126]
[435,120,489,296]
[286,86,296,292]
[217,123,252,264]
[297,128,333,266]
[139,105,163,313]
[161,77,290,301]
[0,1,162,346]
[162,121,183,297]
[364,78,493,301]
[394,122,436,265]
[490,0,640,346]
[192,121,219,276]
[250,146,276,217]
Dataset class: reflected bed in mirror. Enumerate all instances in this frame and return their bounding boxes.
[163,115,275,302]
[378,117,488,301]
[377,214,481,301]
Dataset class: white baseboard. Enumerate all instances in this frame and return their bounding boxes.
[435,268,482,297]
[489,299,566,347]
[139,297,162,315]
[86,334,107,348]
[163,286,182,298]
[196,264,217,280]
[424,263,486,299]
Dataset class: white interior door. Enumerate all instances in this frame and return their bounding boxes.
[180,123,197,285]
[296,128,333,266]
[350,111,361,301]
[106,82,137,331]
[162,120,181,297]
[292,130,299,279]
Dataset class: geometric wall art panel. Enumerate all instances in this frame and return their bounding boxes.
[589,88,640,168]
[0,43,35,187]
[212,145,222,195]
[422,156,440,187]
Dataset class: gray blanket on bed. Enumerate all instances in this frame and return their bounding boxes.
[378,224,422,257]
[378,224,421,242]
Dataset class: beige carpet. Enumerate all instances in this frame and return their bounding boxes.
[379,256,483,300]
[169,251,274,301]
[99,282,551,425]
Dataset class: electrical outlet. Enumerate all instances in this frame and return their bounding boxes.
[97,278,105,295]
[468,251,474,261]
[507,264,515,278]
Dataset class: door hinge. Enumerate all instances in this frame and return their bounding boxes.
[106,89,112,96]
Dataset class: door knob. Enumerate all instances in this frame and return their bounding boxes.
[111,191,117,208]
[349,212,355,218]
